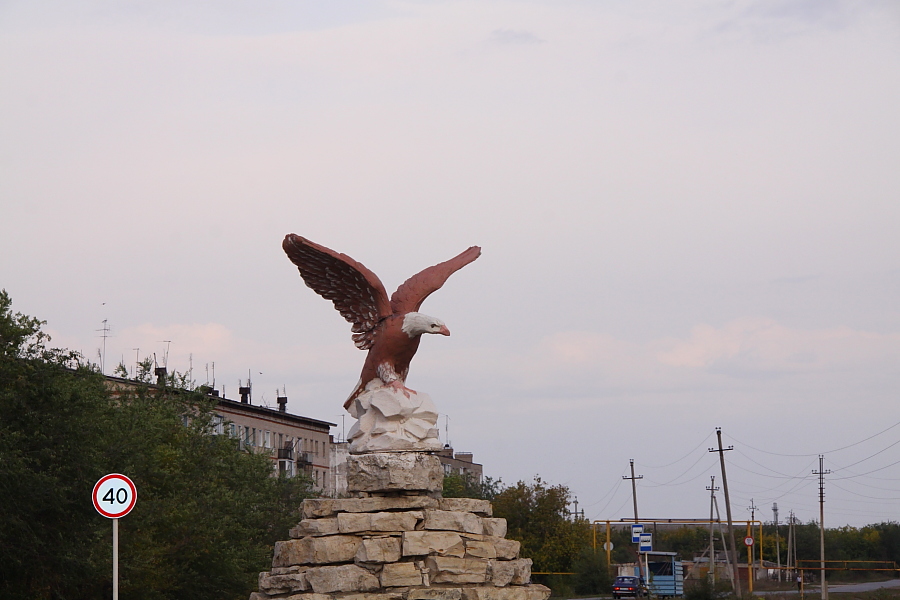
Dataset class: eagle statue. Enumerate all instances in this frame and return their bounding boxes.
[283,234,481,409]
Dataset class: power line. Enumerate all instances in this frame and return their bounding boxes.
[728,417,900,457]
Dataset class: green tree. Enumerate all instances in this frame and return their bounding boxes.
[0,290,316,600]
[442,472,503,500]
[491,477,591,574]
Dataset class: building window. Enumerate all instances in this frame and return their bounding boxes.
[279,433,284,448]
[229,423,236,437]
[264,431,271,448]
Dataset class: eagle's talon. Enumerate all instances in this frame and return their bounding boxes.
[387,380,416,398]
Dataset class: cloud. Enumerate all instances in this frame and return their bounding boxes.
[489,29,545,45]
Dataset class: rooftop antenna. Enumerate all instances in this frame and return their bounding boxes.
[132,348,140,379]
[211,362,215,388]
[444,415,451,449]
[156,341,172,367]
[96,319,111,374]
[188,353,193,384]
[205,363,209,385]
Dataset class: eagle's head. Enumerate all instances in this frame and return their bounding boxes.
[401,312,450,338]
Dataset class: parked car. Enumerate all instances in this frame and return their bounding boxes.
[612,576,645,599]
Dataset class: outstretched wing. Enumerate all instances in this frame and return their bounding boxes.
[390,246,481,314]
[283,234,392,350]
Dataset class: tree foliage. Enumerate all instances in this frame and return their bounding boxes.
[0,290,316,600]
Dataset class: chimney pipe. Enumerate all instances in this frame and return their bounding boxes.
[277,396,287,412]
[155,366,167,387]
[239,386,251,404]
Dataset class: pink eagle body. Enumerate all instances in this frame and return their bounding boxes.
[282,234,481,408]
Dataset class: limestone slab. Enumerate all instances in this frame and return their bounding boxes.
[423,510,484,535]
[347,452,443,493]
[305,564,380,593]
[338,511,423,533]
[402,530,466,557]
[407,589,463,600]
[488,558,533,586]
[341,593,406,600]
[302,496,438,519]
[259,570,309,594]
[438,498,492,516]
[291,518,339,538]
[481,518,507,538]
[464,540,497,559]
[380,562,423,587]
[461,584,551,600]
[426,556,488,584]
[355,537,402,563]
[273,536,362,567]
[284,594,332,600]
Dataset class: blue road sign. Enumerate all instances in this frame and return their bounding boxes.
[639,533,652,552]
[631,524,644,543]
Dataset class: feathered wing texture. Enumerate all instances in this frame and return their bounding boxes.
[283,234,392,350]
[389,246,482,313]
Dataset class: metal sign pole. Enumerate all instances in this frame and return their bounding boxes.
[113,518,119,600]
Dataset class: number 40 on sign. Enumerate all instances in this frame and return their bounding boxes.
[92,473,137,519]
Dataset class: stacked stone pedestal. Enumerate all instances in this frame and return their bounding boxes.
[251,453,550,600]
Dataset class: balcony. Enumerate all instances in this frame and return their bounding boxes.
[296,452,313,465]
[277,447,293,460]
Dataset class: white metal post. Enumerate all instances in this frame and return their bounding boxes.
[113,518,119,600]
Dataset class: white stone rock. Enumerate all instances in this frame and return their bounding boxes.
[338,511,423,533]
[259,570,309,594]
[481,518,507,538]
[402,531,466,557]
[380,562,424,587]
[423,510,484,534]
[461,584,551,600]
[355,537,402,563]
[347,383,442,453]
[438,498,492,516]
[273,536,362,566]
[464,540,497,559]
[290,518,339,538]
[488,558,533,586]
[407,589,463,600]
[347,452,443,493]
[305,564,380,593]
[425,556,489,584]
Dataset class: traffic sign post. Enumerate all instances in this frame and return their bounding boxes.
[639,533,653,553]
[631,524,644,543]
[744,537,754,547]
[93,474,136,600]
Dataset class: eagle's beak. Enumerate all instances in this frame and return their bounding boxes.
[439,325,450,336]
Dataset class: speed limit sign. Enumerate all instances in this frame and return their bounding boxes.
[744,536,754,546]
[92,473,137,519]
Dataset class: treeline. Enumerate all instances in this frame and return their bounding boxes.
[600,521,900,569]
[0,291,315,600]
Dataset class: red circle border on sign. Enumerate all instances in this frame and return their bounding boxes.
[92,473,137,518]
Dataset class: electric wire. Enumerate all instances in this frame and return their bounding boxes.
[727,417,900,457]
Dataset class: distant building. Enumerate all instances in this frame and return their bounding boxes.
[104,371,336,493]
[436,446,483,482]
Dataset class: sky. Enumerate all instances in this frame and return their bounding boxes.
[2,0,899,529]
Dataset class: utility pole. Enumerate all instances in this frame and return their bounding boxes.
[748,499,758,584]
[710,428,742,598]
[813,455,831,600]
[773,502,781,581]
[708,477,720,582]
[623,460,645,584]
[786,510,794,579]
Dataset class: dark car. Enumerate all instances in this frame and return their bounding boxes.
[612,576,645,599]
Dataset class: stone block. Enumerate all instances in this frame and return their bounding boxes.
[426,556,488,584]
[249,593,270,600]
[481,518,507,538]
[380,562,423,587]
[259,570,309,594]
[305,564,380,593]
[284,594,332,600]
[291,518,339,538]
[302,499,338,519]
[338,511,422,533]
[273,536,362,566]
[493,538,521,560]
[355,537,402,563]
[438,498,492,516]
[423,510,484,534]
[489,558,533,586]
[341,496,439,513]
[341,594,405,600]
[270,565,305,575]
[402,531,465,557]
[407,589,463,600]
[347,452,443,493]
[464,540,497,559]
[461,585,551,600]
